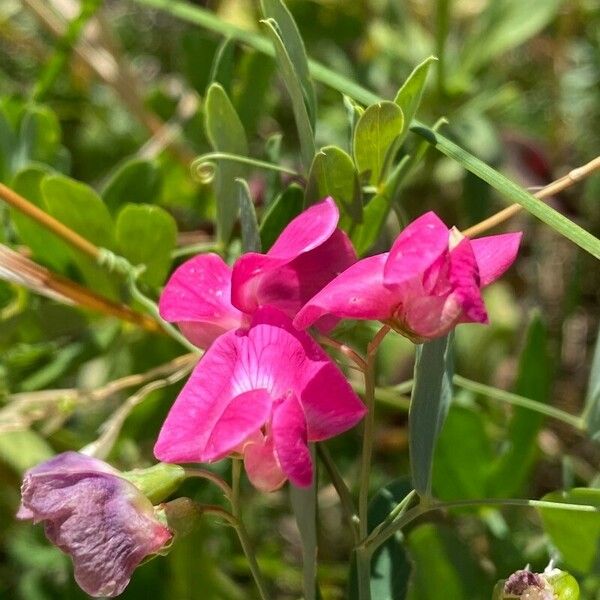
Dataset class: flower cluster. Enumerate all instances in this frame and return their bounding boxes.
[155,199,521,489]
[17,199,521,597]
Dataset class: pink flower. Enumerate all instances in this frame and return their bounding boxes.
[17,452,172,598]
[159,198,356,348]
[154,307,366,492]
[294,212,522,342]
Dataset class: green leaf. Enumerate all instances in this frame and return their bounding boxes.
[10,166,71,271]
[259,183,304,250]
[583,325,600,439]
[458,0,562,76]
[14,105,62,173]
[349,479,413,600]
[353,102,404,185]
[409,333,454,498]
[351,119,442,256]
[205,83,248,243]
[305,146,362,224]
[42,174,118,297]
[115,204,177,287]
[261,17,315,171]
[236,179,261,253]
[432,405,492,500]
[102,158,163,213]
[393,56,436,146]
[260,0,316,127]
[290,445,318,600]
[0,104,16,180]
[406,523,491,599]
[488,312,551,496]
[539,488,600,574]
[235,50,275,134]
[209,37,236,92]
[0,430,54,474]
[411,125,600,260]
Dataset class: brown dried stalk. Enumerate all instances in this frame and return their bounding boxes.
[0,243,159,331]
[463,155,600,238]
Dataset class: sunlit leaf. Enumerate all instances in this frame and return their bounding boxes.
[205,83,248,243]
[539,488,600,574]
[115,204,177,287]
[353,102,404,185]
[393,56,436,146]
[306,146,362,224]
[261,17,315,171]
[102,158,163,213]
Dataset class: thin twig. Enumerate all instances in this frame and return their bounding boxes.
[0,353,198,433]
[317,335,368,372]
[463,155,600,238]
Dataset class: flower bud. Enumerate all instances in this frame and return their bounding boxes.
[121,462,186,504]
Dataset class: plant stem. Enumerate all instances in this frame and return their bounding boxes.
[317,334,368,371]
[230,459,270,600]
[365,497,600,552]
[462,155,600,238]
[183,467,233,499]
[453,375,585,430]
[191,152,298,182]
[317,444,359,544]
[171,241,223,259]
[356,325,390,600]
[355,547,373,600]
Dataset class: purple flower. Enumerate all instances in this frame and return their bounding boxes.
[294,212,522,342]
[17,452,172,598]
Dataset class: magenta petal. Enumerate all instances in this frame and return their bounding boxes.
[244,434,286,492]
[448,238,488,324]
[158,253,244,348]
[231,198,356,319]
[293,254,397,329]
[204,389,272,461]
[154,337,272,464]
[384,212,449,287]
[470,232,522,287]
[268,197,339,257]
[272,392,312,487]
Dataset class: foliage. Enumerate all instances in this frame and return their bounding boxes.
[0,1,599,599]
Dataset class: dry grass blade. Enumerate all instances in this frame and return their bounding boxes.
[0,244,160,331]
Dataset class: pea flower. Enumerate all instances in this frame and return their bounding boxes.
[294,212,522,342]
[17,452,173,598]
[158,197,356,348]
[493,567,580,599]
[154,307,366,492]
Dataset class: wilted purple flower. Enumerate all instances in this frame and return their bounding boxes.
[17,452,172,598]
[503,569,554,599]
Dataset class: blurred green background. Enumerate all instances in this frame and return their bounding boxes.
[0,0,599,598]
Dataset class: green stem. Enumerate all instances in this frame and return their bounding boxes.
[362,489,417,547]
[183,467,233,499]
[191,152,299,181]
[172,241,223,259]
[365,497,600,552]
[230,459,271,600]
[453,375,585,430]
[128,276,200,354]
[318,444,359,544]
[356,326,390,600]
